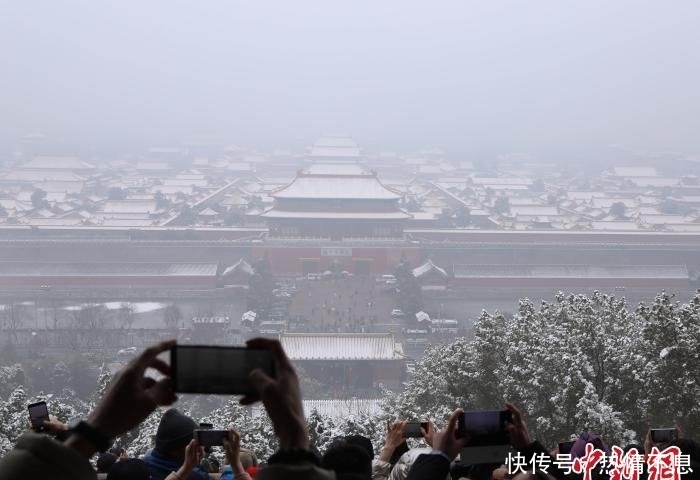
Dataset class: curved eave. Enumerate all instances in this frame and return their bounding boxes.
[260,209,413,220]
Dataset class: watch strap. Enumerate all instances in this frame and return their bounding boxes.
[68,420,112,452]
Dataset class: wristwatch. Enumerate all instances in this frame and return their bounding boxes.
[66,419,112,452]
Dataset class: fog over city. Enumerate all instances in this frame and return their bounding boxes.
[2,0,700,155]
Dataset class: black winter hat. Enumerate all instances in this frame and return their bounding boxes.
[155,409,197,453]
[96,452,118,473]
[107,459,151,480]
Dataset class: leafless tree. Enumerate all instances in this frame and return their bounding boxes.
[163,304,183,330]
[118,302,135,330]
[70,303,105,331]
[2,303,30,331]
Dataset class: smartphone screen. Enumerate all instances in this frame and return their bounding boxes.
[650,428,676,444]
[403,422,428,438]
[28,401,49,432]
[194,429,229,447]
[458,410,512,445]
[559,440,576,455]
[171,345,274,395]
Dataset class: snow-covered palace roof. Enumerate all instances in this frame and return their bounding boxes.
[271,172,401,200]
[412,259,448,278]
[280,333,405,360]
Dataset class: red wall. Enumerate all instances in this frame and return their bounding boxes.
[0,275,217,287]
[253,246,422,275]
[451,277,689,288]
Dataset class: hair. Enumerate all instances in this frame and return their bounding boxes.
[321,443,372,479]
[239,448,259,470]
[670,439,700,463]
[96,452,118,474]
[107,459,150,480]
[345,435,374,459]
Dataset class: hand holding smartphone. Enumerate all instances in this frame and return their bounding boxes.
[558,440,575,455]
[458,409,514,466]
[650,428,677,444]
[456,410,512,445]
[194,429,229,447]
[403,422,429,438]
[28,401,49,433]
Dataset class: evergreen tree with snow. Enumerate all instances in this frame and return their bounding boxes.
[637,291,700,436]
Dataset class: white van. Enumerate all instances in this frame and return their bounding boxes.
[258,320,287,334]
[430,319,459,334]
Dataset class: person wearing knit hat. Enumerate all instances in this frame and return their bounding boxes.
[143,409,209,480]
[107,459,151,480]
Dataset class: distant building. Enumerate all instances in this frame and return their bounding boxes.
[280,332,406,390]
[261,163,411,240]
[309,136,362,163]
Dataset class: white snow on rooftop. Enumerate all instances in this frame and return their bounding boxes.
[305,163,367,176]
[310,136,361,158]
[102,201,157,214]
[412,259,448,278]
[280,333,405,360]
[4,171,86,182]
[221,258,255,277]
[23,156,94,170]
[610,167,659,177]
[453,264,688,279]
[260,210,411,220]
[273,175,401,200]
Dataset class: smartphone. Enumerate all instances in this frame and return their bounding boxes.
[194,429,228,447]
[403,422,429,438]
[457,410,512,445]
[171,345,274,395]
[558,440,576,455]
[650,428,677,444]
[28,401,49,432]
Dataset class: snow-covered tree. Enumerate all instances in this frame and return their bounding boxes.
[392,291,658,447]
[0,386,30,442]
[120,408,163,457]
[90,364,113,411]
[636,292,700,435]
[0,433,13,457]
[0,364,25,399]
[383,339,473,422]
[308,409,337,451]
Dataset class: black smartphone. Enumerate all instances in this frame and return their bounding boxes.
[194,429,228,447]
[171,345,274,395]
[456,410,512,445]
[650,428,677,444]
[403,422,429,438]
[28,401,49,432]
[558,440,576,455]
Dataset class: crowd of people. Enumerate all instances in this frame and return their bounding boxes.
[0,338,698,480]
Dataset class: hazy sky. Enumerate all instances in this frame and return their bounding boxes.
[1,1,699,154]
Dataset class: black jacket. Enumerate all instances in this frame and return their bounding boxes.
[405,453,450,480]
